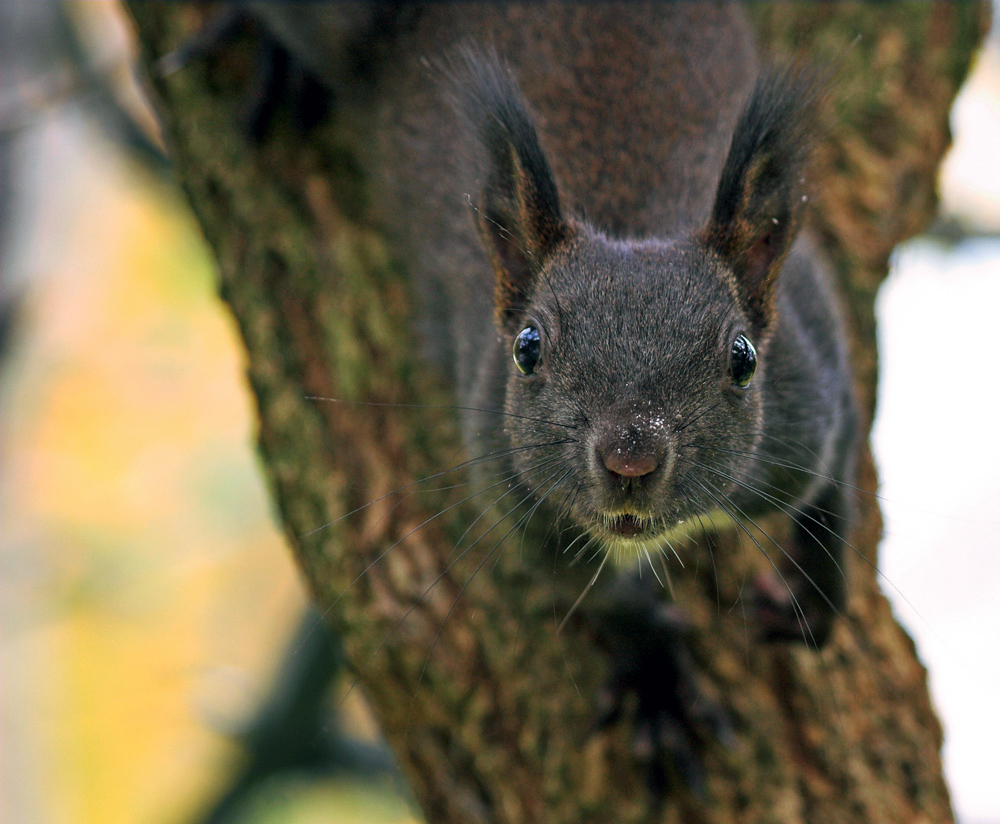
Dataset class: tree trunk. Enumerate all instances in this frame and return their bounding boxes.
[127,4,988,822]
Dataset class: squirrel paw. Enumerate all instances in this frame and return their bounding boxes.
[747,571,835,648]
[591,601,734,798]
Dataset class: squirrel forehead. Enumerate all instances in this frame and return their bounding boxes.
[534,238,740,334]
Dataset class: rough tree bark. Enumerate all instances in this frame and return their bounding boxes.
[127,4,988,823]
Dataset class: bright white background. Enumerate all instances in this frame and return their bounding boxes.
[875,18,1000,824]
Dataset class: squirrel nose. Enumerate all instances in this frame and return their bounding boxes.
[600,446,659,481]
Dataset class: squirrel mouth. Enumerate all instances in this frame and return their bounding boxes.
[605,513,652,538]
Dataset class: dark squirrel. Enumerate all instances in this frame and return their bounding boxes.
[278,5,858,640]
[450,51,859,647]
[246,0,860,782]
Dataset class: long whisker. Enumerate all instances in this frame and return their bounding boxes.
[642,547,664,587]
[692,440,873,502]
[417,463,577,683]
[693,510,723,610]
[684,453,958,654]
[561,530,590,557]
[439,453,571,566]
[299,436,576,539]
[658,534,685,568]
[678,455,849,592]
[569,534,601,566]
[306,394,577,430]
[559,547,612,634]
[676,399,724,434]
[700,472,848,648]
[684,473,817,647]
[311,451,568,634]
[653,548,676,600]
[334,457,574,709]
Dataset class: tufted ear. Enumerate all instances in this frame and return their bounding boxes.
[701,68,819,334]
[452,50,571,327]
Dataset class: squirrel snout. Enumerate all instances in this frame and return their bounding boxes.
[602,449,658,480]
[595,429,666,493]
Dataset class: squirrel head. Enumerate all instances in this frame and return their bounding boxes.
[458,52,819,554]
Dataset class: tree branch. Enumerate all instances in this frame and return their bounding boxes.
[127,4,987,822]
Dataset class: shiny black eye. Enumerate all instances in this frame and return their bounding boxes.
[513,326,542,375]
[729,334,757,387]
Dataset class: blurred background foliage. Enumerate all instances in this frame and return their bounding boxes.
[1,3,408,822]
[0,2,998,824]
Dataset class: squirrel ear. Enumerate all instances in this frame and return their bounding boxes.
[701,69,817,333]
[475,138,568,327]
[452,51,570,326]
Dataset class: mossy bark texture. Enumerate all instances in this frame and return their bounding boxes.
[128,4,987,823]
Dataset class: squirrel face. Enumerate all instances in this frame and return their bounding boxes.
[502,232,765,553]
[455,52,819,561]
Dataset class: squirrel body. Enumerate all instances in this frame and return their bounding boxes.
[261,3,859,642]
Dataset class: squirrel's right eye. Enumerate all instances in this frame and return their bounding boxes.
[513,326,542,375]
[729,333,757,387]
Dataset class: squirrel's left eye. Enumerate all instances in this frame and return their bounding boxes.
[729,334,757,387]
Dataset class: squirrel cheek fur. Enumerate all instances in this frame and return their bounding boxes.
[500,237,768,549]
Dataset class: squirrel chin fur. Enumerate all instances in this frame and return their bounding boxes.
[596,509,736,567]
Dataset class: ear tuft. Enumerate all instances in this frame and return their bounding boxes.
[444,47,570,327]
[702,66,823,333]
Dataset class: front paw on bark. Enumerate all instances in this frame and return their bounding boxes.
[747,570,835,648]
[591,600,734,799]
